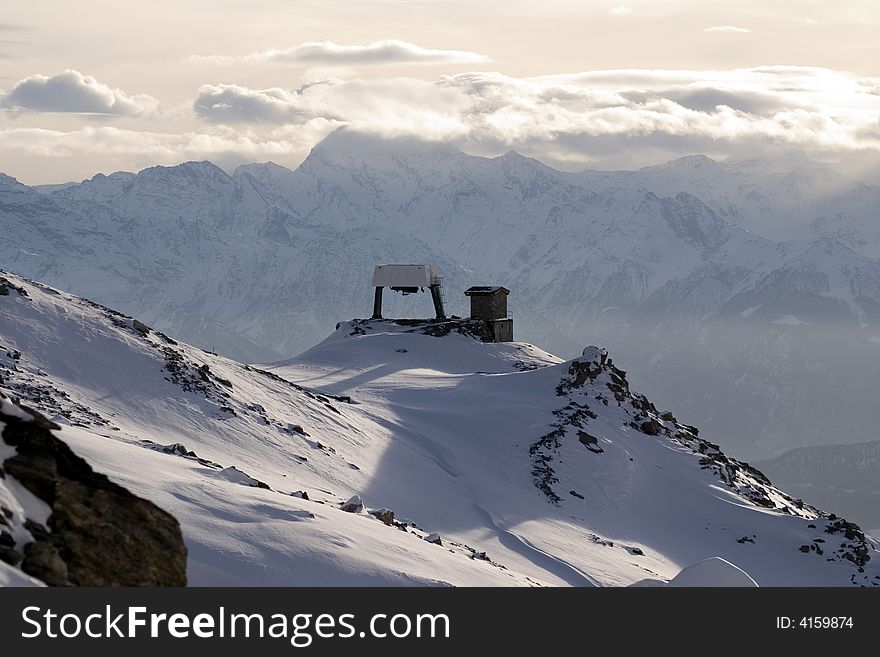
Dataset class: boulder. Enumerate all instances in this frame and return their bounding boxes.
[1,392,187,586]
[341,495,364,513]
[368,508,395,526]
[640,418,662,435]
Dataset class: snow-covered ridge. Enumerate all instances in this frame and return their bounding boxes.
[2,270,877,586]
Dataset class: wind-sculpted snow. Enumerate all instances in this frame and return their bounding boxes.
[1,271,879,586]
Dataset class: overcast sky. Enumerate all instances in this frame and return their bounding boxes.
[1,0,879,183]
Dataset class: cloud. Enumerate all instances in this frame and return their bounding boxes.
[193,84,315,123]
[7,65,880,181]
[703,26,751,33]
[0,120,340,174]
[0,69,158,115]
[609,5,633,16]
[194,78,471,131]
[188,66,880,170]
[192,39,490,67]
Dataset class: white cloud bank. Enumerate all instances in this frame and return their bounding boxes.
[3,66,880,179]
[0,70,157,115]
[189,67,880,166]
[192,39,490,67]
[0,121,341,175]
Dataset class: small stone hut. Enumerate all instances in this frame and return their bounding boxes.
[465,286,513,342]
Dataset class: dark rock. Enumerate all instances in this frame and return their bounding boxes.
[556,358,603,395]
[737,536,755,544]
[799,545,811,553]
[628,547,644,556]
[1,393,187,586]
[569,490,585,500]
[24,519,49,541]
[291,490,309,501]
[155,331,177,345]
[660,411,676,422]
[0,530,14,547]
[639,419,662,435]
[0,276,29,297]
[0,545,23,566]
[369,508,395,526]
[22,541,68,586]
[132,320,151,336]
[424,532,442,546]
[341,495,363,513]
[1,506,11,519]
[577,431,604,453]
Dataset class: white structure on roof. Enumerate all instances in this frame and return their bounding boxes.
[370,264,445,320]
[371,264,440,289]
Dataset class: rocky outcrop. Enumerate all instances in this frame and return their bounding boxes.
[0,276,29,298]
[530,345,877,584]
[0,392,187,586]
[341,494,364,513]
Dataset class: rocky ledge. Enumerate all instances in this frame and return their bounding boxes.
[0,391,187,586]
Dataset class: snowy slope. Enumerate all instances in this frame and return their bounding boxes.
[2,271,877,586]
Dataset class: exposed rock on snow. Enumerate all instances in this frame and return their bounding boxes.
[369,508,395,526]
[0,276,28,298]
[341,495,364,513]
[0,391,187,586]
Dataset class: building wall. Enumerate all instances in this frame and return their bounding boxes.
[469,293,507,320]
[490,319,513,342]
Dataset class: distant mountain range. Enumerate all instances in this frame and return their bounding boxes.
[3,130,880,459]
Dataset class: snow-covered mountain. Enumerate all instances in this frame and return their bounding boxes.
[2,131,880,459]
[1,270,877,586]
